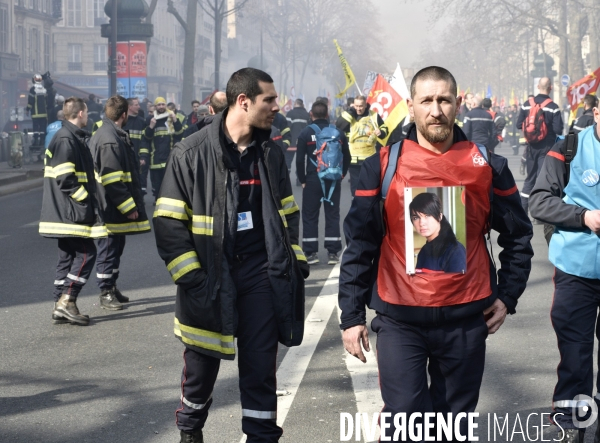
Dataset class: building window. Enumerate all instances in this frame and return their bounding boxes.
[65,0,81,27]
[44,33,50,71]
[30,28,40,72]
[15,25,24,70]
[94,44,106,71]
[0,4,8,53]
[68,43,81,71]
[93,0,106,25]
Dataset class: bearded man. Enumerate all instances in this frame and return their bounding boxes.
[338,66,533,441]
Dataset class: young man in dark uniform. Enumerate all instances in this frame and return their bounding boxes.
[154,68,309,443]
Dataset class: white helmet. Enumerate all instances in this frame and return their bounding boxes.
[32,74,42,83]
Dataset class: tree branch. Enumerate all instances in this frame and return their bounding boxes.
[167,0,188,32]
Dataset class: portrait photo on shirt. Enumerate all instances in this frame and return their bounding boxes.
[404,187,467,275]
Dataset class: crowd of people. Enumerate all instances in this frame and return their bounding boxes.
[37,65,600,443]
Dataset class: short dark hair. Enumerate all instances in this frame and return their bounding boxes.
[584,94,598,109]
[126,97,139,106]
[89,94,96,101]
[294,98,304,107]
[311,101,328,119]
[105,95,129,121]
[209,92,228,114]
[226,68,274,107]
[482,98,492,109]
[354,95,366,103]
[346,97,354,106]
[63,97,87,120]
[410,66,457,99]
[191,100,200,106]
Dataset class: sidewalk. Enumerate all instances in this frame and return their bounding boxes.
[0,160,44,197]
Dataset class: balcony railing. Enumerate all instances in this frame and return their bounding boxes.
[94,61,106,71]
[68,62,82,71]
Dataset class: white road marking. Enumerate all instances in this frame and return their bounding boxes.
[336,305,382,443]
[20,221,39,228]
[239,264,341,443]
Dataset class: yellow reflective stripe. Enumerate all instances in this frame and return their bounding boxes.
[139,148,150,155]
[292,244,307,262]
[71,185,88,202]
[100,171,124,185]
[52,162,76,176]
[122,172,132,182]
[342,111,354,124]
[280,127,291,135]
[174,318,235,355]
[280,195,299,215]
[174,127,183,135]
[75,172,88,183]
[105,220,151,234]
[39,222,107,238]
[153,197,191,220]
[167,251,201,282]
[191,215,214,235]
[154,129,170,136]
[150,163,167,169]
[45,149,53,158]
[278,212,288,228]
[116,197,136,214]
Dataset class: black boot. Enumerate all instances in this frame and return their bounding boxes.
[180,429,204,443]
[99,287,123,311]
[52,303,90,325]
[112,285,129,303]
[53,295,90,326]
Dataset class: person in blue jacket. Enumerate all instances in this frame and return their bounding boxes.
[409,192,466,274]
[45,110,64,149]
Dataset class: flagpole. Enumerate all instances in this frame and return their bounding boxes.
[355,82,362,96]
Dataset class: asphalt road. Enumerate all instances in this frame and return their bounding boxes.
[0,144,596,443]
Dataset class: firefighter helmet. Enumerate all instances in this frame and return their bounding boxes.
[32,74,42,83]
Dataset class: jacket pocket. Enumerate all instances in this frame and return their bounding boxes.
[181,271,222,332]
[66,198,93,224]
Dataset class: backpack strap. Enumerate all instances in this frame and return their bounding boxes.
[539,98,553,109]
[381,141,403,200]
[379,141,403,236]
[564,131,578,186]
[308,123,321,135]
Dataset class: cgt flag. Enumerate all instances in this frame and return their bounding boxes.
[333,39,357,98]
[567,67,600,123]
[366,74,408,145]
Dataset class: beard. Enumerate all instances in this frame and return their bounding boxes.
[415,119,453,144]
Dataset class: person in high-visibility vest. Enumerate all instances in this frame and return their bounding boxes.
[335,96,388,196]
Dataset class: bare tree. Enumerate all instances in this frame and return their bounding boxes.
[199,0,250,90]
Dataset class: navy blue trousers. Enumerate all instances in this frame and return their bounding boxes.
[551,268,600,429]
[301,173,342,255]
[53,237,97,301]
[175,252,281,442]
[372,313,487,442]
[95,235,126,289]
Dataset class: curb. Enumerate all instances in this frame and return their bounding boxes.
[0,177,43,197]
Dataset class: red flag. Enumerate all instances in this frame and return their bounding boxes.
[567,68,600,117]
[366,74,408,144]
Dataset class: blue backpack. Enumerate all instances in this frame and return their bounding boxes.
[309,124,344,204]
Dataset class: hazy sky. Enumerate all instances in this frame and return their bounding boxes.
[374,0,449,71]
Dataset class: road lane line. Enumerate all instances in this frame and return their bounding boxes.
[20,221,39,228]
[336,305,381,443]
[239,264,341,443]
